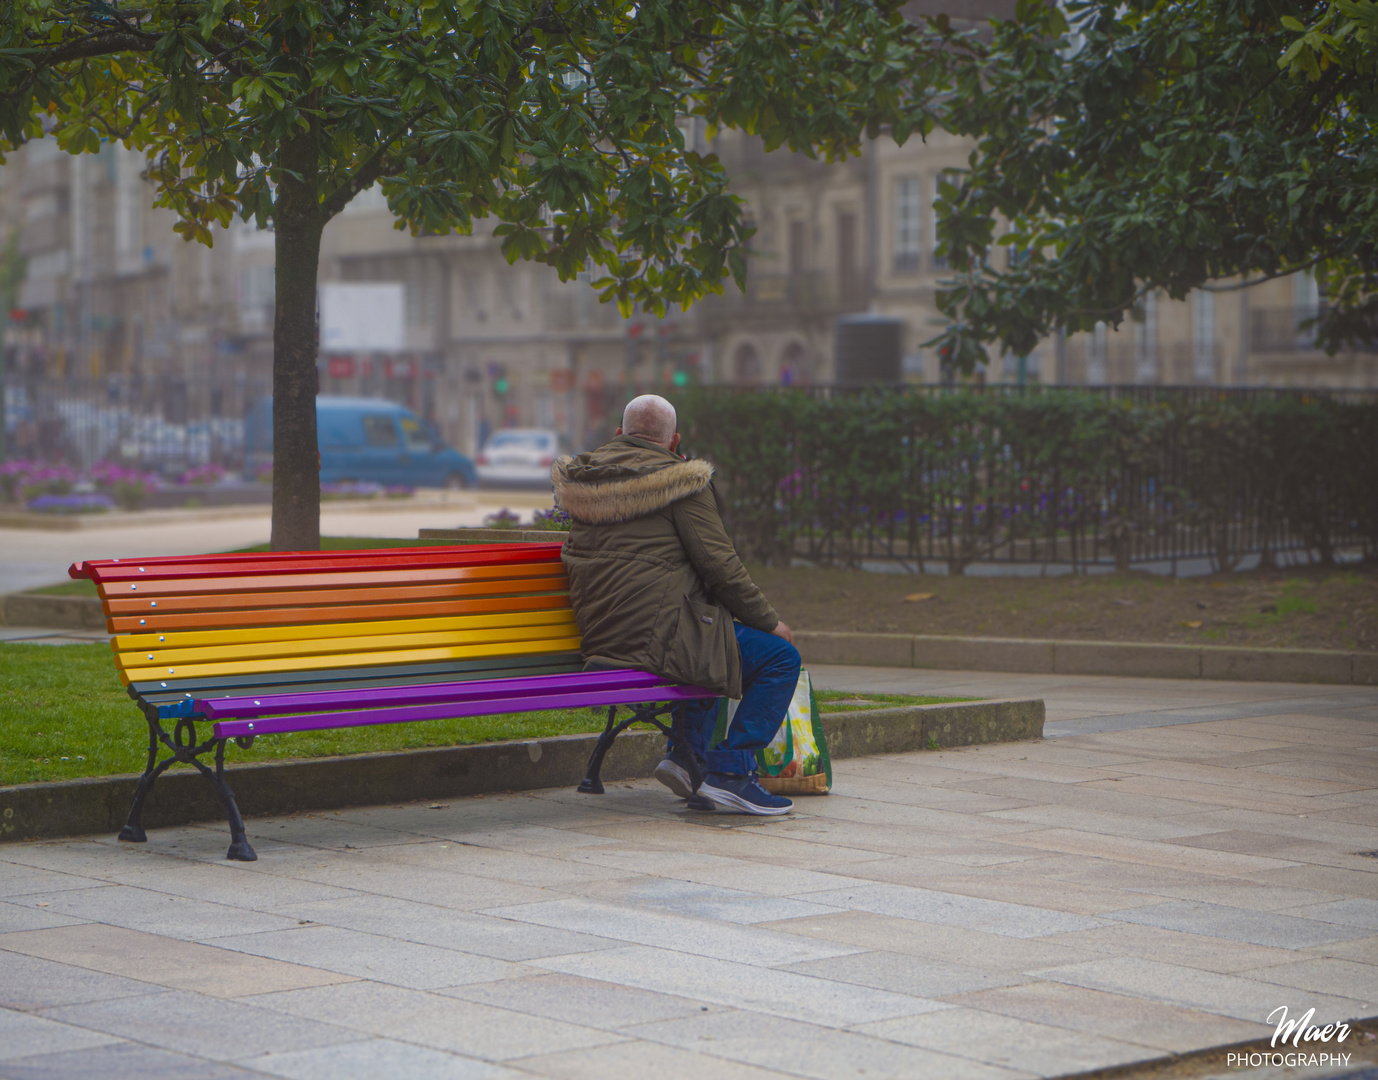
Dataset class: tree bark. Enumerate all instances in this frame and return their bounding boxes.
[270,118,324,552]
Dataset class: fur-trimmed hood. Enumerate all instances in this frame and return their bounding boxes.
[552,436,714,525]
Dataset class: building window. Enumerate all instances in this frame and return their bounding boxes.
[836,210,859,305]
[894,177,921,274]
[788,218,807,279]
[1135,292,1159,384]
[1086,322,1107,385]
[734,343,762,386]
[1192,289,1216,383]
[931,174,949,270]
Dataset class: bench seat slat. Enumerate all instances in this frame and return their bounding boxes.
[210,682,713,739]
[199,669,680,719]
[73,543,565,583]
[130,653,585,701]
[113,606,576,653]
[119,634,584,684]
[99,561,565,598]
[73,541,556,579]
[105,576,569,629]
[118,621,579,676]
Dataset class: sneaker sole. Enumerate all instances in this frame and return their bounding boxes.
[698,783,792,816]
[653,759,694,800]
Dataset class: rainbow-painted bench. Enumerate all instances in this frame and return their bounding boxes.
[70,543,711,861]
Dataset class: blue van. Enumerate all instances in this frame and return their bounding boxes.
[244,396,477,489]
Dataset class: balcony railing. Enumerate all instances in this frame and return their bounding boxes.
[700,271,865,316]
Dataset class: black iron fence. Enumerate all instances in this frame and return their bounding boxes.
[676,386,1378,575]
[2,373,272,475]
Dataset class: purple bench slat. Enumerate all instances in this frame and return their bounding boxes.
[210,682,716,739]
[197,669,677,721]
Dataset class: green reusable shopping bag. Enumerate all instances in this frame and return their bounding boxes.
[710,670,832,795]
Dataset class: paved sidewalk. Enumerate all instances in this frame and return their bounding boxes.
[1,671,1375,1080]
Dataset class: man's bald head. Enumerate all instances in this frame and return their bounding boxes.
[621,395,678,447]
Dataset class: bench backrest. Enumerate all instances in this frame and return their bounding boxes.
[69,543,583,716]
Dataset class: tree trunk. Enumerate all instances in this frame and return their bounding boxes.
[270,121,324,552]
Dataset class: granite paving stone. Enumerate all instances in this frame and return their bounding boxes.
[530,944,945,1027]
[0,666,1372,1078]
[624,1007,1029,1080]
[244,1038,522,1080]
[556,847,877,897]
[797,882,1106,938]
[1285,899,1378,932]
[944,981,1272,1052]
[1105,900,1374,950]
[479,897,863,966]
[852,1006,1158,1076]
[208,924,529,990]
[1115,881,1346,912]
[1242,957,1378,1005]
[996,827,1301,876]
[1031,956,1369,1022]
[1045,922,1305,974]
[0,923,355,998]
[4,884,301,941]
[511,1038,791,1080]
[240,979,624,1060]
[438,973,722,1029]
[563,878,847,925]
[0,863,107,898]
[781,949,1026,997]
[0,899,89,934]
[0,949,164,1010]
[0,1042,262,1079]
[758,911,1102,972]
[40,987,361,1061]
[271,894,622,960]
[0,1008,124,1061]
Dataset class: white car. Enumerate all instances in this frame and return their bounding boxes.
[475,429,565,488]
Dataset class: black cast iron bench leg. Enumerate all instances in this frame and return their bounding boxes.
[578,702,709,804]
[117,715,256,861]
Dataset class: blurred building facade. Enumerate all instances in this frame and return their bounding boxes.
[4,119,1376,462]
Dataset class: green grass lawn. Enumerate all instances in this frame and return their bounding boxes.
[0,643,968,786]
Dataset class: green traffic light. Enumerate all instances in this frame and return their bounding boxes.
[494,378,509,394]
[672,370,688,387]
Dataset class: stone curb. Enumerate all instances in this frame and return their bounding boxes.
[797,631,1377,686]
[1,592,110,630]
[419,527,568,544]
[0,698,1042,843]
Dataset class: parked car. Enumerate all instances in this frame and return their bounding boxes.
[476,428,566,488]
[244,396,477,489]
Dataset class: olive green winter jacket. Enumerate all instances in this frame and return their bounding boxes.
[551,435,779,698]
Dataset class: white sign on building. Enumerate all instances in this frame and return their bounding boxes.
[319,282,405,352]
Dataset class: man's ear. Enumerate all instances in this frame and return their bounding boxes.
[670,432,682,453]
[614,427,623,436]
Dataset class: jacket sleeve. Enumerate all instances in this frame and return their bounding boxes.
[671,486,779,632]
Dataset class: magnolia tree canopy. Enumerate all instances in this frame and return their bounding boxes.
[929,0,1378,372]
[1,0,950,548]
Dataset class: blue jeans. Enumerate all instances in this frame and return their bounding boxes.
[675,624,801,776]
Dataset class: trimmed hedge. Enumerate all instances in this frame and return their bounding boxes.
[676,387,1378,574]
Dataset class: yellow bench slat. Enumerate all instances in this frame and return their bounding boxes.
[116,614,578,671]
[118,634,584,685]
[113,606,575,651]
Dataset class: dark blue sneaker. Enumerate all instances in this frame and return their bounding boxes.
[700,772,793,816]
[654,745,698,799]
